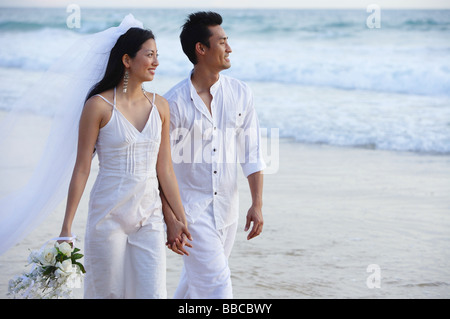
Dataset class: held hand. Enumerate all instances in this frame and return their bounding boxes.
[166,219,193,256]
[168,233,193,256]
[245,205,264,240]
[57,230,73,244]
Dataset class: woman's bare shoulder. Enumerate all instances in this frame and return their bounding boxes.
[84,90,114,113]
[81,90,115,129]
[143,91,169,119]
[154,93,169,109]
[155,94,170,121]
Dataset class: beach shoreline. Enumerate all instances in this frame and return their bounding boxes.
[0,131,449,298]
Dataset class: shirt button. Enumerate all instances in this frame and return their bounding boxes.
[213,148,216,152]
[214,192,217,195]
[214,170,217,174]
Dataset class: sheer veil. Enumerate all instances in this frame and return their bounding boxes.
[0,14,144,255]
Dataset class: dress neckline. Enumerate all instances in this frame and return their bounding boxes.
[112,87,155,134]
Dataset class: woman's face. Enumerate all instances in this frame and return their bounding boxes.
[127,38,159,82]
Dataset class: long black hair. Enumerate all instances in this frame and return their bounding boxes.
[86,27,155,101]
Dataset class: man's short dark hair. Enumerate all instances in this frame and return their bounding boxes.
[180,11,223,65]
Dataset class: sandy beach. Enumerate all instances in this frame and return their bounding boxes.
[0,127,449,298]
[233,139,450,298]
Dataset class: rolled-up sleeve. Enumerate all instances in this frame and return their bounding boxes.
[237,90,266,177]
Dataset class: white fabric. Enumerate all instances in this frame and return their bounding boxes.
[173,203,237,299]
[164,73,266,230]
[83,88,166,298]
[0,14,144,255]
[84,223,166,299]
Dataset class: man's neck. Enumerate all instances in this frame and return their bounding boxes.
[191,66,220,94]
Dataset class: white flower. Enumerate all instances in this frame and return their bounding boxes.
[39,247,57,266]
[55,259,74,278]
[27,250,40,264]
[57,242,73,257]
[8,241,85,299]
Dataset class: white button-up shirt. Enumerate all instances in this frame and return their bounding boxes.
[164,73,266,230]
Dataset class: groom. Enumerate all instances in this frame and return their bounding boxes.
[163,11,266,298]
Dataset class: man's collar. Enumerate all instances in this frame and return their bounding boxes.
[189,69,222,98]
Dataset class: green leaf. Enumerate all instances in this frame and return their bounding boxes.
[74,262,86,274]
[42,265,56,276]
[56,253,66,263]
[71,253,84,261]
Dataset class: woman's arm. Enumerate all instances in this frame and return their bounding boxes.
[59,97,105,240]
[155,95,192,254]
[159,185,191,255]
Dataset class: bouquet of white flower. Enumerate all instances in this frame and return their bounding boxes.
[8,240,86,299]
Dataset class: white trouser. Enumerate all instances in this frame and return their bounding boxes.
[84,223,167,299]
[173,204,238,299]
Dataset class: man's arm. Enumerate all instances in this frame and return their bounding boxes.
[245,170,264,240]
[238,85,266,240]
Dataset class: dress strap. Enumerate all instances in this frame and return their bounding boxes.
[94,94,113,106]
[94,87,116,108]
[143,90,157,109]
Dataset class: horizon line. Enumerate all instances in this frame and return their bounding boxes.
[1,5,450,9]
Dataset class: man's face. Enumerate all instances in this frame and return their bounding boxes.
[203,25,232,72]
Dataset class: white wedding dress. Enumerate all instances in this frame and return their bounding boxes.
[0,14,167,299]
[0,14,145,255]
[83,87,166,299]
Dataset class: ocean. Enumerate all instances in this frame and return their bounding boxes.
[0,7,449,154]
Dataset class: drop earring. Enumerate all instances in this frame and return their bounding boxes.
[123,70,129,93]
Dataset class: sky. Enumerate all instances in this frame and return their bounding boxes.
[0,0,449,9]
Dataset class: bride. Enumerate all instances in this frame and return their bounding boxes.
[0,15,191,299]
